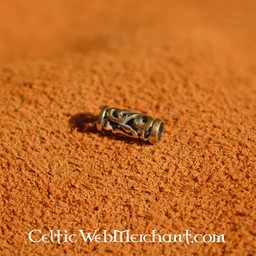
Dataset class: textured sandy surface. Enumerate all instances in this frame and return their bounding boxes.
[0,0,256,255]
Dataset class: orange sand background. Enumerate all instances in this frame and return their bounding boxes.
[0,0,256,255]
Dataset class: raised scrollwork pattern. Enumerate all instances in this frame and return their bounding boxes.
[96,106,164,144]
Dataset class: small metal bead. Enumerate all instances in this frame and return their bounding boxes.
[96,106,164,144]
